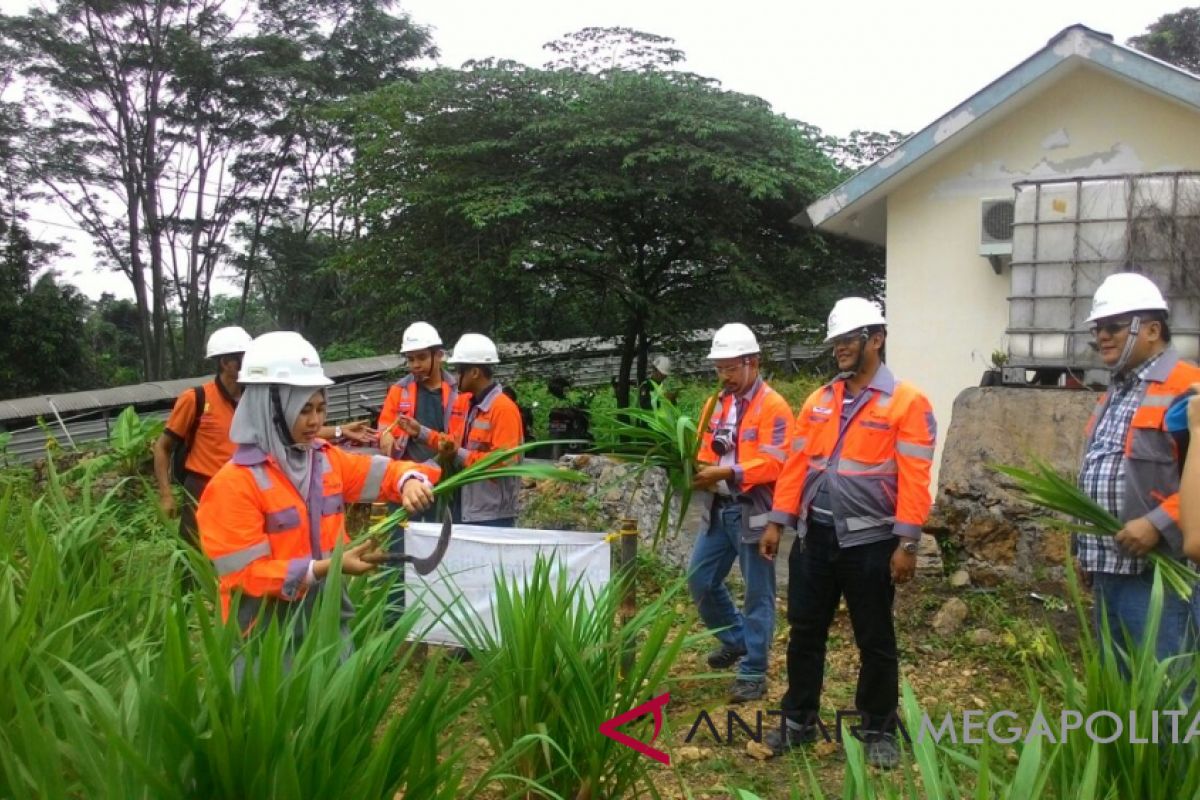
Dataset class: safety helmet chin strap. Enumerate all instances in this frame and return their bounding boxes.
[850,328,873,376]
[270,385,298,447]
[1111,316,1142,377]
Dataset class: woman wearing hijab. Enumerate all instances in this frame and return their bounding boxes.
[197,331,439,637]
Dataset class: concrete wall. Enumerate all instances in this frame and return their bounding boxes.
[885,64,1200,483]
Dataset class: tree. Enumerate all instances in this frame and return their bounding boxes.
[829,129,909,174]
[85,294,147,386]
[229,0,436,325]
[0,209,95,399]
[337,29,862,404]
[1,0,434,379]
[1129,7,1200,74]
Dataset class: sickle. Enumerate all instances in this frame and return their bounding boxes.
[398,505,453,575]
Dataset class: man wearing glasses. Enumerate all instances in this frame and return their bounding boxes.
[1074,272,1200,665]
[689,323,795,704]
[759,297,936,769]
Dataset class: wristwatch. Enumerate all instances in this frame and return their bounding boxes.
[899,539,918,554]
[334,425,342,439]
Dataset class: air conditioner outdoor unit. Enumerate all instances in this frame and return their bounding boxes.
[979,197,1014,256]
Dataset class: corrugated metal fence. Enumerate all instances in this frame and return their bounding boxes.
[3,330,824,464]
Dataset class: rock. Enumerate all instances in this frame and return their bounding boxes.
[916,533,943,577]
[931,597,969,636]
[968,628,999,647]
[927,386,1096,584]
[518,454,696,571]
[949,569,971,588]
[960,516,1019,567]
[675,745,708,763]
[1037,527,1070,565]
[745,740,775,761]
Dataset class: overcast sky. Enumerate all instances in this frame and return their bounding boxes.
[8,0,1188,298]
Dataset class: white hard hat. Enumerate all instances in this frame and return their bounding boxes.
[446,332,501,365]
[652,355,672,375]
[400,321,443,353]
[825,297,887,343]
[708,323,760,360]
[1086,272,1169,323]
[238,331,334,387]
[206,326,253,359]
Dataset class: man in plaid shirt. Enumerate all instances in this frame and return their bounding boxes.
[1075,272,1200,664]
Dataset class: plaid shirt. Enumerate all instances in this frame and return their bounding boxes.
[1074,353,1164,575]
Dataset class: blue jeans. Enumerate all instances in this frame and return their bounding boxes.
[1092,569,1194,667]
[687,502,776,680]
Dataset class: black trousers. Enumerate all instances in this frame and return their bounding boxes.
[781,521,899,734]
[178,473,210,591]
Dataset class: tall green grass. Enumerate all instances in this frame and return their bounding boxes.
[0,458,477,798]
[733,568,1198,800]
[445,556,700,799]
[2,452,693,799]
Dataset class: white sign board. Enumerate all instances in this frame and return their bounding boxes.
[403,523,612,646]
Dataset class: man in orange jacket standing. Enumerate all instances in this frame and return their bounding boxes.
[154,326,254,553]
[378,321,470,476]
[444,333,524,527]
[376,322,471,620]
[760,298,936,769]
[689,323,794,704]
[1072,273,1199,666]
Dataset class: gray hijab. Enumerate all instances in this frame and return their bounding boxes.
[229,384,325,494]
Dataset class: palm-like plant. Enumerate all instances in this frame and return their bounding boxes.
[590,386,720,547]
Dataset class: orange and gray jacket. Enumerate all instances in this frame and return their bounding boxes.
[769,365,936,546]
[456,383,524,523]
[197,440,439,631]
[378,372,470,459]
[696,377,795,543]
[1082,347,1200,556]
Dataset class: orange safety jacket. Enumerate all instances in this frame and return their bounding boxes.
[696,377,795,541]
[1081,347,1200,556]
[455,383,524,522]
[197,439,440,629]
[378,372,471,460]
[769,365,937,544]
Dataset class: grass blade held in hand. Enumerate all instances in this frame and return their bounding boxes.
[992,457,1197,598]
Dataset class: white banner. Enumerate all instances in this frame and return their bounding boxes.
[403,523,612,646]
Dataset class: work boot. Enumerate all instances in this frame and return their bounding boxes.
[706,643,747,669]
[727,677,766,704]
[864,732,900,769]
[762,722,819,756]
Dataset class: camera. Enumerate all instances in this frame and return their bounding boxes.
[711,428,735,457]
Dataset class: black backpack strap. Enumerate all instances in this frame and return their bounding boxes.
[186,385,205,447]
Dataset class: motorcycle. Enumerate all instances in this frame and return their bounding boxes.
[546,376,593,461]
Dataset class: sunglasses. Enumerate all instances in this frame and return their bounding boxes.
[829,332,865,349]
[1089,320,1133,337]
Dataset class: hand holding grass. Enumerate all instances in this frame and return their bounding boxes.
[1114,516,1161,558]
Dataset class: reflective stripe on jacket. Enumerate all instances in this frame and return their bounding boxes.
[456,383,524,522]
[769,365,936,544]
[1083,347,1200,556]
[197,439,440,628]
[377,373,470,459]
[696,377,795,542]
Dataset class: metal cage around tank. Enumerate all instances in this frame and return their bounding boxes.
[1005,171,1200,384]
